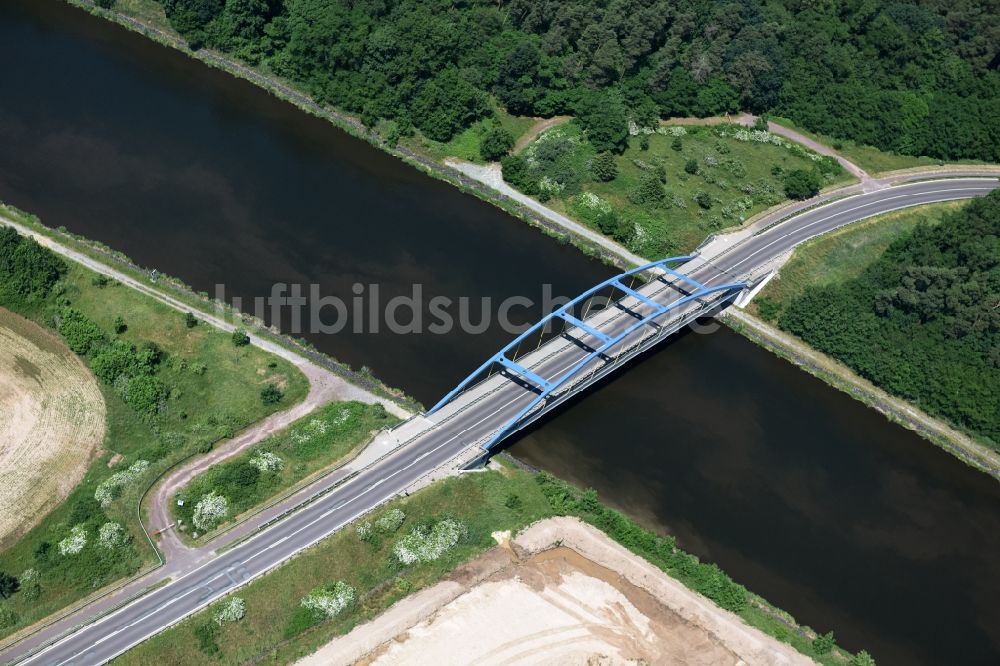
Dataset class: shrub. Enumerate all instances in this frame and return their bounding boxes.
[0,227,66,307]
[783,169,822,199]
[812,631,835,655]
[58,525,88,556]
[374,508,406,534]
[90,340,158,384]
[213,597,246,625]
[57,308,106,355]
[98,522,128,550]
[590,152,618,182]
[193,492,229,531]
[120,374,167,415]
[19,569,40,601]
[185,312,197,328]
[231,328,250,347]
[693,191,713,209]
[249,451,283,473]
[479,125,514,161]
[500,154,538,195]
[356,521,373,542]
[95,460,150,506]
[393,519,467,564]
[684,158,699,175]
[628,173,666,206]
[300,581,356,619]
[261,383,283,405]
[113,316,127,334]
[671,137,683,151]
[0,572,19,600]
[851,651,877,666]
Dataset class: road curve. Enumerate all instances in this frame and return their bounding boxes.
[4,176,997,666]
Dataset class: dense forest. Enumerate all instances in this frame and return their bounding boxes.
[153,0,999,161]
[778,191,1000,446]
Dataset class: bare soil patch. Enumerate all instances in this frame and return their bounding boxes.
[298,517,813,666]
[0,308,105,547]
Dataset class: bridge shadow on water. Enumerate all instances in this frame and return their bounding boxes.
[488,315,705,458]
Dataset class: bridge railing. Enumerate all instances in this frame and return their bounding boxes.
[426,256,700,415]
[426,257,747,437]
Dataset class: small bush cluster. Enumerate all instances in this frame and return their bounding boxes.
[97,522,128,550]
[193,492,229,531]
[57,525,88,556]
[300,581,356,619]
[94,460,150,507]
[249,451,283,473]
[393,518,467,565]
[213,597,246,625]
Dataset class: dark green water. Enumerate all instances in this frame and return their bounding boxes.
[1,2,998,663]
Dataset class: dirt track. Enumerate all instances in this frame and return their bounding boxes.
[0,308,106,547]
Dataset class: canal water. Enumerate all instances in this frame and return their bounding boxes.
[1,2,998,664]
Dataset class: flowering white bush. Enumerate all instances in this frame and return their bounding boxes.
[214,597,246,625]
[20,568,39,600]
[627,120,655,136]
[290,417,329,445]
[393,519,467,565]
[58,524,88,556]
[193,491,229,531]
[95,460,150,507]
[356,520,373,541]
[249,451,284,473]
[301,581,356,619]
[656,125,687,137]
[574,193,613,219]
[98,522,128,549]
[375,508,405,534]
[538,176,565,196]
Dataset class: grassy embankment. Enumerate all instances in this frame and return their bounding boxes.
[116,465,862,666]
[171,401,399,543]
[751,204,957,309]
[0,216,307,639]
[507,122,854,257]
[768,116,992,175]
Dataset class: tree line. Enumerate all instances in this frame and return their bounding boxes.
[778,191,1000,446]
[150,0,999,162]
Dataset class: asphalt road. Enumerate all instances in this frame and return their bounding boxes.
[8,176,998,666]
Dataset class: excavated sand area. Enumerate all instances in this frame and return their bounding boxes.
[297,517,814,666]
[0,308,105,546]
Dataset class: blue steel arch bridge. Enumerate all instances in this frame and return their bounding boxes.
[425,256,760,452]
